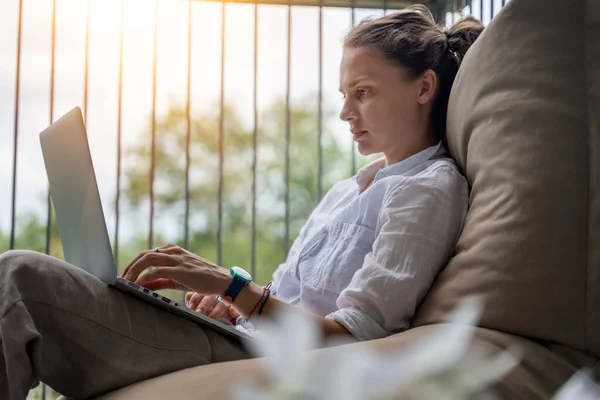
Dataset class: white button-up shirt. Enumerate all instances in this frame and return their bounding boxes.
[242,142,468,341]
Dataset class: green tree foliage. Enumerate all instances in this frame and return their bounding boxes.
[0,207,63,259]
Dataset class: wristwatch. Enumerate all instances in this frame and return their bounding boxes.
[217,266,252,306]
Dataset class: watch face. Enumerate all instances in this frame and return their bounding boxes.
[231,266,252,282]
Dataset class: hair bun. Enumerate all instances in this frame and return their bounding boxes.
[446,16,485,65]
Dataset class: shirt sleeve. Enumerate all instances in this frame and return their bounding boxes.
[326,167,468,341]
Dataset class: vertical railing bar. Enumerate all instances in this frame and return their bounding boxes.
[317,1,323,203]
[383,0,388,14]
[184,0,192,251]
[41,375,47,399]
[217,1,226,266]
[502,0,506,7]
[41,378,47,400]
[251,1,258,277]
[350,0,356,176]
[115,0,125,267]
[43,6,57,400]
[149,0,158,250]
[490,0,494,19]
[9,0,24,251]
[83,0,91,122]
[283,3,292,257]
[479,0,483,21]
[450,0,455,25]
[46,0,57,260]
[468,0,473,16]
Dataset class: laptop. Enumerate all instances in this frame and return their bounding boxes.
[39,106,252,344]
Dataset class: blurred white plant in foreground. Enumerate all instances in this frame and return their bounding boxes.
[554,370,600,400]
[230,297,523,400]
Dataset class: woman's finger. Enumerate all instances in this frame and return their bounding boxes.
[139,278,189,292]
[223,307,241,325]
[122,244,173,278]
[121,249,151,278]
[187,292,205,310]
[134,266,186,290]
[196,295,218,315]
[125,253,179,282]
[155,244,177,255]
[229,307,241,320]
[208,302,230,320]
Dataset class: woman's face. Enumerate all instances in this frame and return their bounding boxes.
[339,46,435,164]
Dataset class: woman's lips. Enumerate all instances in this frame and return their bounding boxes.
[352,130,367,141]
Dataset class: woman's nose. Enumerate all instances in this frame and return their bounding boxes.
[339,99,356,122]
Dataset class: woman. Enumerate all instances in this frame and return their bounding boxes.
[0,6,483,399]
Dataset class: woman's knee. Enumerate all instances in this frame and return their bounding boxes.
[0,250,53,284]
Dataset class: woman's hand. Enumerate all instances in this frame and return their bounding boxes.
[185,292,241,324]
[121,244,232,296]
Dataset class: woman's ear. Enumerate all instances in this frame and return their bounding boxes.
[418,69,437,105]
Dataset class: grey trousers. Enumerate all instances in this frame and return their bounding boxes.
[0,250,251,400]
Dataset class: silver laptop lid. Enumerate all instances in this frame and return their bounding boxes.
[39,107,117,284]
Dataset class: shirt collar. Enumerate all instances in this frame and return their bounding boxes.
[355,141,444,191]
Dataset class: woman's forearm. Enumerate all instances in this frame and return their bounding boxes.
[232,281,354,339]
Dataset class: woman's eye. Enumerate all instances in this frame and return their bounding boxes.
[357,89,369,97]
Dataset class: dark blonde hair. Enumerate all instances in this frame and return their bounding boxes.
[344,5,484,143]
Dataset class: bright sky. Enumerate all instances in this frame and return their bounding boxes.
[0,0,501,245]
